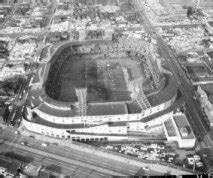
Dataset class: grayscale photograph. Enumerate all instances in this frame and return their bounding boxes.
[0,0,213,177]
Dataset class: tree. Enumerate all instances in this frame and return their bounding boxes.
[187,7,194,18]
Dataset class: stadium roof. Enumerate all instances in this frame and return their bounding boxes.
[28,111,126,130]
[126,102,142,114]
[88,103,128,116]
[148,75,177,106]
[37,103,77,117]
[173,114,195,139]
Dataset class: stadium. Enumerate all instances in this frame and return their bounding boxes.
[23,39,178,141]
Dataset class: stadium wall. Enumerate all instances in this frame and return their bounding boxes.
[23,111,172,139]
[31,91,176,125]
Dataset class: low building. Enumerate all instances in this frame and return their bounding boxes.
[23,164,41,176]
[163,112,196,148]
[206,21,213,35]
[8,41,37,62]
[197,85,213,127]
[0,156,22,177]
[0,64,26,81]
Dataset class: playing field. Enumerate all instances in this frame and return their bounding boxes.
[59,57,143,102]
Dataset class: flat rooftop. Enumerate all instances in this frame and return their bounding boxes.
[173,114,195,139]
[164,119,177,137]
[88,103,128,116]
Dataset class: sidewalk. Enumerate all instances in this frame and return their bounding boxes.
[18,123,63,145]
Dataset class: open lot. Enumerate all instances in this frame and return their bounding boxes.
[59,57,143,103]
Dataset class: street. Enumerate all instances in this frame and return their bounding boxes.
[0,127,147,177]
[133,0,212,148]
[1,3,20,30]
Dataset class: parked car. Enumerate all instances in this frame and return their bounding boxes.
[143,166,150,171]
[41,143,48,147]
[15,131,20,135]
[20,141,26,145]
[53,143,59,146]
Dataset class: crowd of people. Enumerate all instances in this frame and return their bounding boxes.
[46,36,158,99]
[46,47,72,99]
